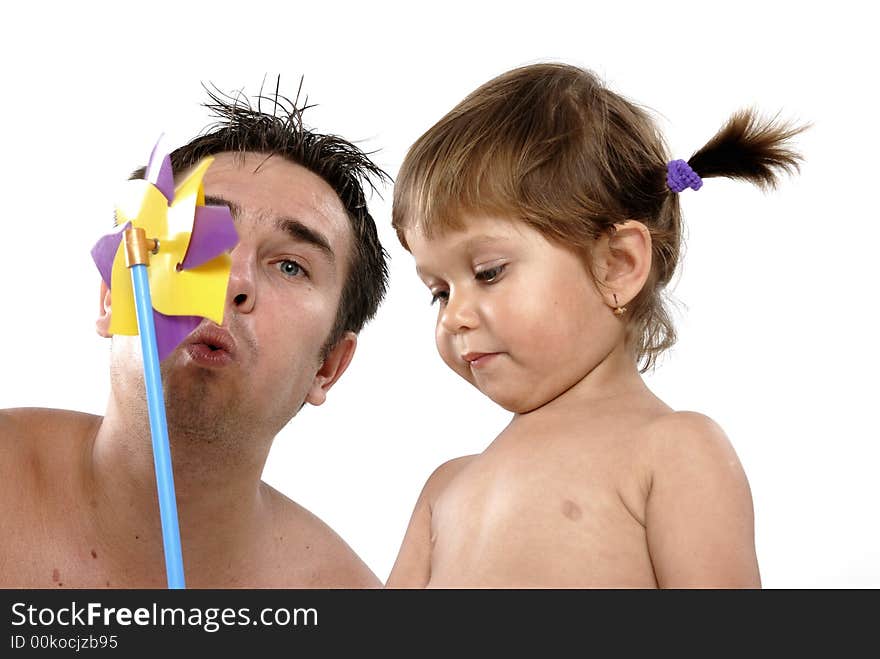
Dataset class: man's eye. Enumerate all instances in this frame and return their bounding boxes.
[277,259,307,278]
[475,264,505,283]
[430,291,449,306]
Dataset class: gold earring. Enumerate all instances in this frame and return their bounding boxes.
[613,293,627,316]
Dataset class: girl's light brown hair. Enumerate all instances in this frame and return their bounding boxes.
[392,62,806,370]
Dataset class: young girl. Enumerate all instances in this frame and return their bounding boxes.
[387,63,804,588]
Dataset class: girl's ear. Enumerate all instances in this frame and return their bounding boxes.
[594,220,653,310]
[96,281,112,338]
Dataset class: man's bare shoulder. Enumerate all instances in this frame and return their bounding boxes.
[1,407,101,444]
[0,408,101,582]
[0,408,100,481]
[259,482,380,588]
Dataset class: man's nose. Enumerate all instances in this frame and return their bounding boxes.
[439,288,479,334]
[226,249,256,314]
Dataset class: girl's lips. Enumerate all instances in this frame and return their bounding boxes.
[184,343,234,368]
[463,352,502,369]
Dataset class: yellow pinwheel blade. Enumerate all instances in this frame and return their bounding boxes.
[167,157,213,236]
[150,252,232,325]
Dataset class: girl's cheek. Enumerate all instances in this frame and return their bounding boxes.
[436,336,465,376]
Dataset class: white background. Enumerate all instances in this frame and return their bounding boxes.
[1,1,876,587]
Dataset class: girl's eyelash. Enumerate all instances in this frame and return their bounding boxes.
[475,263,506,282]
[428,264,506,305]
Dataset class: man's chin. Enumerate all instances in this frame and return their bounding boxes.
[162,370,241,440]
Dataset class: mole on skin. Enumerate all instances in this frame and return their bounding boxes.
[562,500,583,521]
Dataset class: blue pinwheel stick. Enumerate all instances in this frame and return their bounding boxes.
[124,227,186,589]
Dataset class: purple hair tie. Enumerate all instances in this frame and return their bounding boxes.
[667,159,703,193]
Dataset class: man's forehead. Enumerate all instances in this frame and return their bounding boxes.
[200,152,331,204]
[198,152,351,244]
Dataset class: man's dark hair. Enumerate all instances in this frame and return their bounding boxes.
[134,80,390,355]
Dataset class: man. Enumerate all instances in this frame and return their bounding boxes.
[0,85,389,587]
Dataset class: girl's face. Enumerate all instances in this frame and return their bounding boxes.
[405,215,623,414]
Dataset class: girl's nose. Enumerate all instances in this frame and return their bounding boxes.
[439,289,479,333]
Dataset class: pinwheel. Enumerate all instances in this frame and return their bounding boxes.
[91,139,238,588]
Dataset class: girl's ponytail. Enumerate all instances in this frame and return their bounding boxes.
[682,109,807,191]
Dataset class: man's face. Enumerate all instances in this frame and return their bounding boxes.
[108,151,355,441]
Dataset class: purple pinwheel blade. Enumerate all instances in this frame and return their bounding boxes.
[179,205,238,271]
[91,223,130,287]
[145,140,175,203]
[154,310,202,361]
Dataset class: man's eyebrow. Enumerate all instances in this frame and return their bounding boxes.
[204,195,335,264]
[275,217,335,264]
[204,195,242,218]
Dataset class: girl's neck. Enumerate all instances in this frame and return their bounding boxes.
[514,340,655,420]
